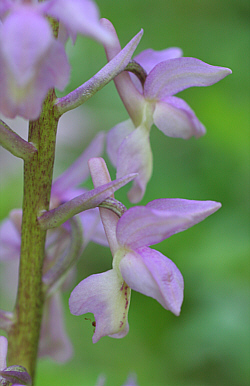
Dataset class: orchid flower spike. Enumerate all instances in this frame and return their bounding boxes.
[0,0,113,119]
[101,19,232,203]
[69,158,221,343]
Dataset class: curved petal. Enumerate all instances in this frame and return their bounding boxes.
[134,47,183,74]
[69,269,131,343]
[38,292,73,362]
[52,132,105,198]
[0,218,21,261]
[144,57,232,100]
[100,18,145,127]
[116,206,190,250]
[146,198,221,225]
[107,119,135,166]
[88,157,120,256]
[1,8,53,85]
[153,96,206,139]
[78,208,108,247]
[116,125,152,203]
[0,0,12,19]
[0,336,8,371]
[120,248,184,316]
[43,0,113,45]
[0,38,69,119]
[117,199,221,249]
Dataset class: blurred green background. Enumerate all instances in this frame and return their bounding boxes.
[0,0,249,385]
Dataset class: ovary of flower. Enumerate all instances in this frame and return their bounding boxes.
[69,157,221,343]
[101,18,232,203]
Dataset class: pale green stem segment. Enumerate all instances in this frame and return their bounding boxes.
[0,310,14,333]
[7,89,59,383]
[0,120,37,160]
[37,173,136,230]
[42,217,83,294]
[54,30,143,116]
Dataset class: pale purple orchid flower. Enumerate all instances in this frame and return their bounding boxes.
[0,0,113,119]
[0,210,74,363]
[0,336,7,374]
[0,335,31,385]
[95,374,138,386]
[69,158,221,343]
[51,131,108,247]
[0,135,108,362]
[101,19,232,203]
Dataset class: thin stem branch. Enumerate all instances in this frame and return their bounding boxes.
[0,120,37,160]
[38,173,136,230]
[54,29,143,116]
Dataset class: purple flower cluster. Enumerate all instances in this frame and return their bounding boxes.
[0,0,232,368]
[0,0,112,119]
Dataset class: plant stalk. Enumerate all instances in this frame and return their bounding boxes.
[7,89,59,383]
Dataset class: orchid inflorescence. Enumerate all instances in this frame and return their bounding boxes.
[0,0,231,384]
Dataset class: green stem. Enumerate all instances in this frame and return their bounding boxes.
[7,89,59,383]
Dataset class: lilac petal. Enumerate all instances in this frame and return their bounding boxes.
[88,157,120,255]
[116,125,153,203]
[1,8,53,85]
[43,0,113,45]
[120,248,184,316]
[116,206,191,250]
[134,47,183,74]
[130,48,182,93]
[51,132,105,199]
[107,119,135,166]
[122,374,138,386]
[78,208,108,247]
[0,336,8,371]
[146,198,221,223]
[117,199,221,249]
[144,57,232,100]
[38,292,73,362]
[69,269,131,343]
[101,18,145,127]
[0,217,21,261]
[153,96,206,139]
[0,0,12,19]
[40,39,70,92]
[0,37,69,119]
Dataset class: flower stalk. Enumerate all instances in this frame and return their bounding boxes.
[0,120,37,161]
[7,89,60,382]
